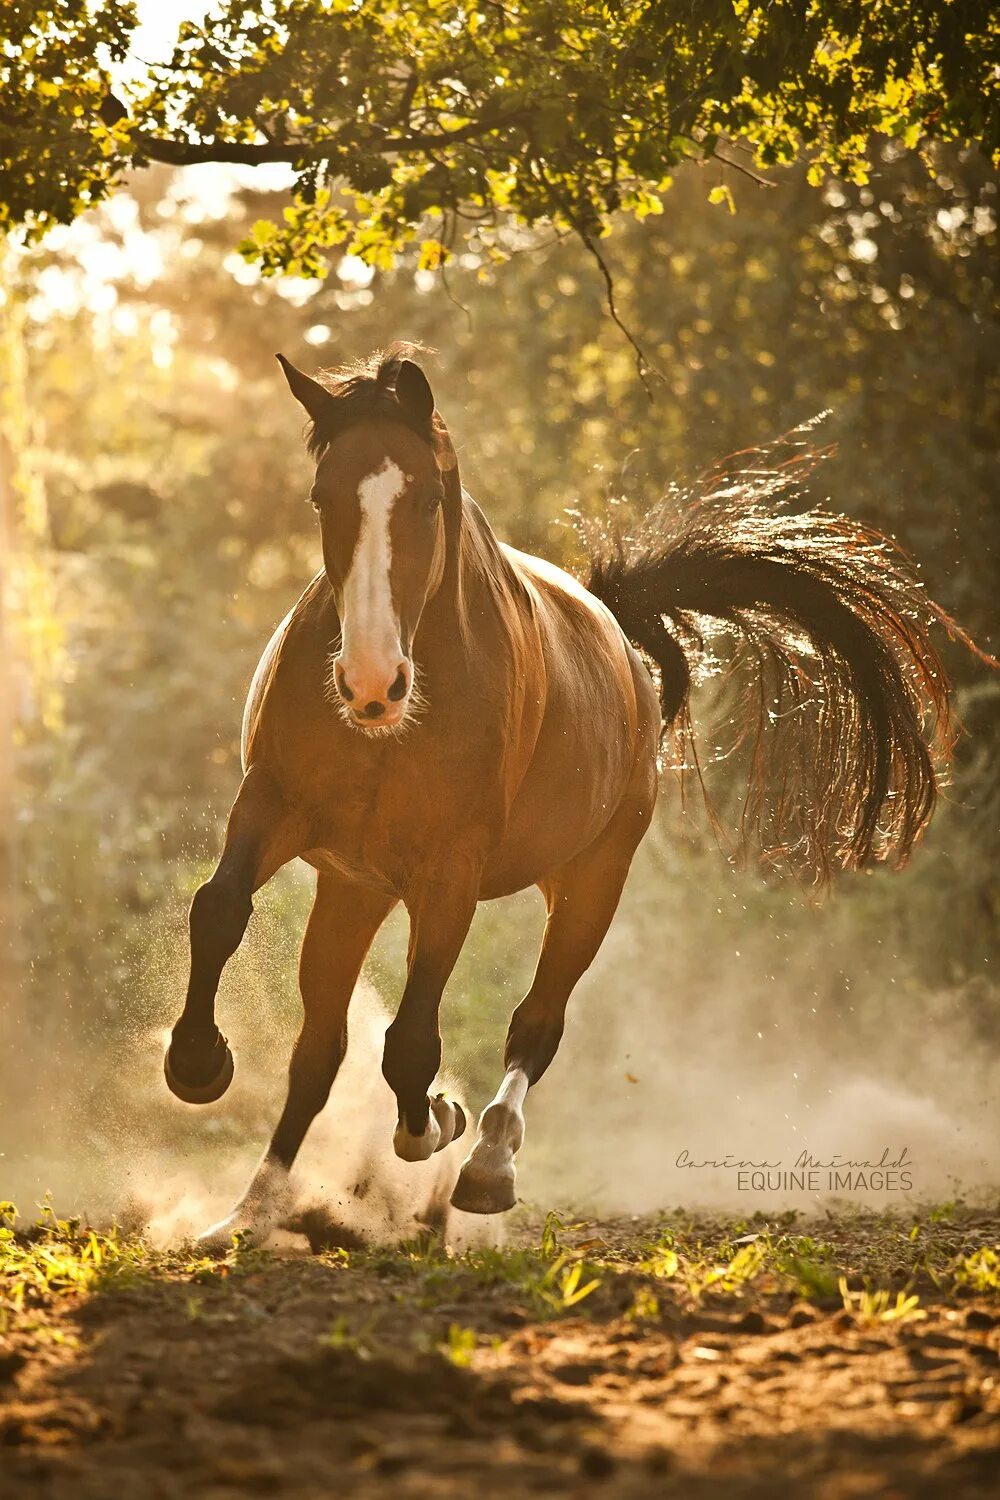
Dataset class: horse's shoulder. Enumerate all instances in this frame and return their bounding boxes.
[241,572,333,768]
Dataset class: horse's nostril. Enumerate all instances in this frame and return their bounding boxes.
[337,667,354,702]
[387,667,408,702]
[362,701,386,719]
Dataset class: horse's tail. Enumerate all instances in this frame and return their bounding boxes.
[586,443,986,879]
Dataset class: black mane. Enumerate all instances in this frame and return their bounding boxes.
[306,342,436,458]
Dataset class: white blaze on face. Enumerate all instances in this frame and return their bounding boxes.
[339,458,406,703]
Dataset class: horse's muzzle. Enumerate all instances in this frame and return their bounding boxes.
[335,656,412,729]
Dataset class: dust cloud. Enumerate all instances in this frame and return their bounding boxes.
[3,822,997,1240]
[1,887,491,1250]
[519,831,1000,1216]
[135,987,469,1248]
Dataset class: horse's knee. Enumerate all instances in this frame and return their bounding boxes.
[189,874,252,965]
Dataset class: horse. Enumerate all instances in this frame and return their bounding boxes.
[163,344,955,1249]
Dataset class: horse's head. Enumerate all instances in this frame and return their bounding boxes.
[278,348,457,734]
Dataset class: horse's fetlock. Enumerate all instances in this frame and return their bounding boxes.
[480,1100,524,1154]
[398,1094,432,1138]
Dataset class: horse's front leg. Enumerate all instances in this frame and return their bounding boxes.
[165,767,307,1104]
[381,867,478,1162]
[198,874,395,1251]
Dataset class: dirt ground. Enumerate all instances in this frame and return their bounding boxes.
[1,1206,998,1499]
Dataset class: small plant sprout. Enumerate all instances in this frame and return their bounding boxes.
[838,1279,927,1325]
[441,1324,478,1368]
[542,1253,602,1311]
[953,1248,999,1294]
[540,1210,564,1259]
[320,1316,375,1359]
[627,1285,661,1322]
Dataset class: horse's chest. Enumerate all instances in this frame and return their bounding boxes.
[304,766,464,893]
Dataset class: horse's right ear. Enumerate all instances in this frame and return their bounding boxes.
[275,353,336,425]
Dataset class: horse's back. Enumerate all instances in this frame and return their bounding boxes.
[502,545,622,642]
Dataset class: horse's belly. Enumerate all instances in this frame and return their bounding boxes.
[480,714,639,897]
[479,782,621,897]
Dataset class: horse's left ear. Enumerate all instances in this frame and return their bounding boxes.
[395,359,435,424]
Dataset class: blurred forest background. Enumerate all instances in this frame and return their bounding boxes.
[2,138,998,1214]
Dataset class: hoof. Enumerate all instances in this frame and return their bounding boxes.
[433,1094,467,1152]
[395,1096,467,1162]
[196,1160,291,1252]
[450,1161,516,1215]
[197,1220,239,1256]
[197,1213,259,1255]
[164,1032,234,1105]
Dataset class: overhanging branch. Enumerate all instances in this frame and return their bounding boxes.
[134,109,532,167]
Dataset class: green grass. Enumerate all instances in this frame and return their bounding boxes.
[2,1200,997,1343]
[0,1198,267,1331]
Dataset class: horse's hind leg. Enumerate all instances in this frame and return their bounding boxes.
[165,767,307,1104]
[198,874,394,1250]
[451,797,651,1215]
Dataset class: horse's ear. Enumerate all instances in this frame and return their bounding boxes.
[275,353,336,424]
[395,359,435,424]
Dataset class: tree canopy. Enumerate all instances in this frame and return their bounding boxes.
[3,0,997,293]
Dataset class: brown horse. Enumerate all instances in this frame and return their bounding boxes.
[164,345,954,1248]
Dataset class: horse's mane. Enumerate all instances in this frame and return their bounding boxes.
[305,342,437,458]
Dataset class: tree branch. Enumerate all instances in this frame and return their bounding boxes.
[532,159,661,395]
[711,147,776,188]
[134,109,532,167]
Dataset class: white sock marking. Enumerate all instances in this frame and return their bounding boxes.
[474,1067,529,1159]
[492,1067,529,1115]
[198,1156,291,1249]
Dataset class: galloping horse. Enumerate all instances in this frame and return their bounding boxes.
[164,346,953,1247]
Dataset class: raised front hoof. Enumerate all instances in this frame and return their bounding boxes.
[449,1162,516,1216]
[439,1095,467,1149]
[393,1095,467,1162]
[164,1033,234,1105]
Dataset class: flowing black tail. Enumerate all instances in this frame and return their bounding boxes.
[586,439,984,879]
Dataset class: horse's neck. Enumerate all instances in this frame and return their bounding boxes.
[459,487,522,590]
[423,485,527,651]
